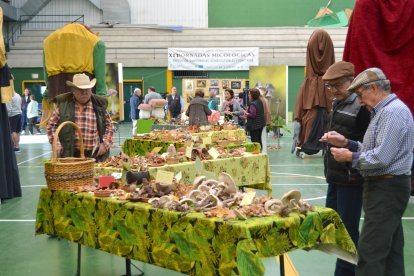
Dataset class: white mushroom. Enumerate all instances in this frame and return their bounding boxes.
[264,199,283,214]
[218,173,237,194]
[179,198,195,206]
[189,190,204,201]
[193,176,207,188]
[281,190,301,208]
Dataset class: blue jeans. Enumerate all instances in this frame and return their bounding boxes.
[21,110,28,131]
[326,184,363,276]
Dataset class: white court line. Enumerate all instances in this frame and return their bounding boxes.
[0,219,35,222]
[272,183,327,186]
[271,172,326,180]
[270,164,323,167]
[17,151,52,166]
[18,166,44,168]
[303,196,327,201]
[21,185,46,188]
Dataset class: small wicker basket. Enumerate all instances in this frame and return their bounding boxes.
[44,121,95,190]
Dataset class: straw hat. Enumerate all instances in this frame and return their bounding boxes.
[66,73,96,89]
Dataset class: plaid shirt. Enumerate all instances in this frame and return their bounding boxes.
[349,94,414,176]
[47,100,114,151]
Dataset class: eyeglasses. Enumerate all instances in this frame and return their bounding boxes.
[325,82,346,91]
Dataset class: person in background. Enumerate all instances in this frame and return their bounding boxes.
[47,73,114,162]
[6,91,22,152]
[322,61,371,276]
[237,92,245,108]
[221,89,243,124]
[166,86,184,120]
[27,95,41,135]
[321,68,413,276]
[186,89,212,126]
[20,88,30,135]
[243,88,266,150]
[130,88,142,135]
[208,90,218,111]
[143,86,162,104]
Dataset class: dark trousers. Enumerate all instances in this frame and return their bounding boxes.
[356,176,411,276]
[326,184,363,276]
[28,117,40,134]
[170,111,180,119]
[249,127,263,151]
[21,110,28,131]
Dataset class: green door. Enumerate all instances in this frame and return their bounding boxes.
[123,81,143,122]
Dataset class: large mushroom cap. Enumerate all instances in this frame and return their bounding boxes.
[193,176,207,188]
[264,199,283,214]
[281,190,301,205]
[218,172,237,194]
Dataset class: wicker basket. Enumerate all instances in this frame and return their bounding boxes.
[44,121,95,190]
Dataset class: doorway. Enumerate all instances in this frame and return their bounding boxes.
[123,80,143,122]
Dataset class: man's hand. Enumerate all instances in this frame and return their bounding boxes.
[330,147,353,162]
[96,143,108,156]
[320,131,348,147]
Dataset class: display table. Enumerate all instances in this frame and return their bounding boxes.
[122,138,260,156]
[151,124,183,131]
[36,189,357,276]
[95,154,271,193]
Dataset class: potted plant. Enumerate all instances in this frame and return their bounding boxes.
[268,115,291,138]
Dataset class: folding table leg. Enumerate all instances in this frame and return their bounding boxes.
[76,244,81,276]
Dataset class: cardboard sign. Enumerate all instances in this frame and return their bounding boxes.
[175,171,183,182]
[195,156,203,173]
[202,136,212,146]
[185,143,194,159]
[99,176,115,188]
[151,147,162,154]
[240,191,256,206]
[156,170,175,185]
[208,147,220,160]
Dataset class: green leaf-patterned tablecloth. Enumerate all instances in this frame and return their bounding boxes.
[35,189,357,276]
[123,129,247,157]
[95,154,271,193]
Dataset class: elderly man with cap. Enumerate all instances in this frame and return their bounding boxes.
[322,61,370,276]
[47,73,114,162]
[321,68,414,276]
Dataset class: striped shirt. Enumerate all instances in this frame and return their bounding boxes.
[47,100,114,151]
[348,94,414,176]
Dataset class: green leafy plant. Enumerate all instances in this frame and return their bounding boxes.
[267,115,291,134]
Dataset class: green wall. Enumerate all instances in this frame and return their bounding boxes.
[288,66,305,120]
[208,0,355,27]
[11,66,305,117]
[123,67,167,95]
[11,68,45,95]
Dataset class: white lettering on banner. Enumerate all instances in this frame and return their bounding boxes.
[168,48,259,71]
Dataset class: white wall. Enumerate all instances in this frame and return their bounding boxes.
[23,0,102,30]
[128,0,208,28]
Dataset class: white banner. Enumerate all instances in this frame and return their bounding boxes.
[168,48,259,71]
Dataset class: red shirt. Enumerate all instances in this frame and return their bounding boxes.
[47,100,114,151]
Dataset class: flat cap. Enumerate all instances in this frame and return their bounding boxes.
[322,61,354,80]
[347,67,388,92]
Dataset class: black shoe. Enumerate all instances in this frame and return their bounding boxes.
[14,147,21,153]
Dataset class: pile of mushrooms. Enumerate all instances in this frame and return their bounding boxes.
[145,172,315,220]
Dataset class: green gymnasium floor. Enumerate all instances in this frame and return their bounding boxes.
[1,124,413,276]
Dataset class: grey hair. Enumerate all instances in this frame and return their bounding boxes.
[134,88,141,95]
[361,79,391,93]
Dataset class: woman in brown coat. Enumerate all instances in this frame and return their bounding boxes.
[186,89,212,126]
